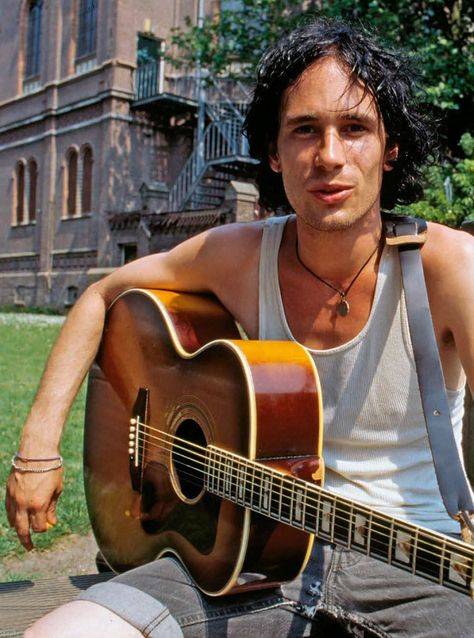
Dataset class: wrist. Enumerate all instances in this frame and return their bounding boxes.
[12,452,63,473]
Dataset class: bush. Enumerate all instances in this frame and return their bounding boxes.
[399,133,474,227]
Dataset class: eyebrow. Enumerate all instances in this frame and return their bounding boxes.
[284,111,379,126]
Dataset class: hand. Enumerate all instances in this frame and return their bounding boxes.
[5,467,64,550]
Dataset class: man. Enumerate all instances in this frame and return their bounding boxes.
[6,17,474,637]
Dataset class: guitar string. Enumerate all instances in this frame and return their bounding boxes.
[134,425,473,561]
[129,424,473,569]
[131,436,472,579]
[132,435,472,578]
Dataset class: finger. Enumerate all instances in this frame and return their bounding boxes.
[15,511,33,551]
[46,498,58,527]
[29,508,50,533]
[5,486,15,528]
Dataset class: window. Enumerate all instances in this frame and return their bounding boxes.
[120,244,138,265]
[25,0,43,79]
[13,159,38,225]
[28,159,38,222]
[15,161,26,224]
[81,146,93,214]
[65,286,79,307]
[64,146,94,217]
[66,148,78,217]
[77,0,97,59]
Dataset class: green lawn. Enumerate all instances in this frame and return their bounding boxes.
[0,314,90,558]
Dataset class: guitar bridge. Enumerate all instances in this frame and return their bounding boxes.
[128,387,149,492]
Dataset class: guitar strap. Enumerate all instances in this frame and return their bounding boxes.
[383,214,474,540]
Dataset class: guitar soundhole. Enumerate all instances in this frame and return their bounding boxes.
[172,419,207,501]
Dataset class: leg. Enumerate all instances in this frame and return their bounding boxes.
[319,546,474,638]
[24,556,311,638]
[23,600,167,638]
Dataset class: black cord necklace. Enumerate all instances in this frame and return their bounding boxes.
[295,238,380,317]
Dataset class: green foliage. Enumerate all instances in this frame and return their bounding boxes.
[170,0,474,144]
[0,317,90,561]
[399,133,474,226]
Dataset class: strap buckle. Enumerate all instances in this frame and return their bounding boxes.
[455,510,474,545]
[384,215,427,247]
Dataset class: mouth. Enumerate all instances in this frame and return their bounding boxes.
[309,184,354,205]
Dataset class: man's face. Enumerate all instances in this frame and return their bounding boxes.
[269,56,395,232]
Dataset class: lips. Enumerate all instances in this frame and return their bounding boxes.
[309,184,354,205]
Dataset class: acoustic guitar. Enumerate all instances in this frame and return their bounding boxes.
[84,288,473,598]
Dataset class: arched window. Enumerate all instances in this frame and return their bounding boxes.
[81,146,93,214]
[28,158,38,222]
[66,148,78,217]
[77,0,97,58]
[25,0,43,78]
[16,161,26,224]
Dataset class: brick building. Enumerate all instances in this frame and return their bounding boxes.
[0,0,258,309]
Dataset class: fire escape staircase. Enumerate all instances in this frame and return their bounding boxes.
[168,77,258,211]
[133,60,258,212]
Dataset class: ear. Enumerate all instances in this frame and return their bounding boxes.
[383,143,399,172]
[268,144,281,173]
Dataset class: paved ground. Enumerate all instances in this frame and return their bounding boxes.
[0,532,99,582]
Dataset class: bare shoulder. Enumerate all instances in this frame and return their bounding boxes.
[422,221,474,346]
[422,221,474,286]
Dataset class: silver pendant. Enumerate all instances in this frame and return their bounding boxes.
[337,298,350,317]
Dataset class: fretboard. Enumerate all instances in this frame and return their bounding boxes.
[205,445,473,598]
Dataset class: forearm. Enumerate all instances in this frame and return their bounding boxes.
[18,284,108,456]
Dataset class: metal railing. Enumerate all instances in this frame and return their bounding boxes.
[135,60,197,102]
[168,119,251,211]
[134,60,252,106]
[133,60,255,212]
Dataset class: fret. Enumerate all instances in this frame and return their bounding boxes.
[411,529,419,575]
[223,453,232,498]
[280,478,292,523]
[269,475,282,519]
[414,529,443,583]
[302,486,318,533]
[447,549,472,591]
[387,519,395,565]
[243,462,255,508]
[236,462,245,504]
[259,472,272,516]
[439,537,448,586]
[353,513,368,549]
[366,513,374,556]
[393,526,412,566]
[255,468,270,513]
[369,512,391,562]
[346,504,354,549]
[332,500,351,547]
[291,485,305,529]
[281,482,296,527]
[318,499,333,540]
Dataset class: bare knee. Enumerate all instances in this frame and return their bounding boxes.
[24,600,142,638]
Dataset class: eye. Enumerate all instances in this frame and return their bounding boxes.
[294,124,315,135]
[343,123,367,134]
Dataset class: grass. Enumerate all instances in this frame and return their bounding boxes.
[0,314,90,559]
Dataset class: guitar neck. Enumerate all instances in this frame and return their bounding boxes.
[205,445,474,598]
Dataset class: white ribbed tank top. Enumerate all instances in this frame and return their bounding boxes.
[258,215,466,534]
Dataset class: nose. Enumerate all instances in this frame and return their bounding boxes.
[315,129,345,170]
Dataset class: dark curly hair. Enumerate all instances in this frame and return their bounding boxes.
[243,18,437,212]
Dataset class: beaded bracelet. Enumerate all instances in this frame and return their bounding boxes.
[11,453,64,473]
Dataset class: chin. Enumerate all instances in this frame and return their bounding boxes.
[298,208,359,233]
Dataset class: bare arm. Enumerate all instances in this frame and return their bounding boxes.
[5,222,262,548]
[424,223,474,393]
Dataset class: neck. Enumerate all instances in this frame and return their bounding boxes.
[294,210,383,284]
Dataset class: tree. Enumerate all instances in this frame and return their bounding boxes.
[170,0,474,150]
